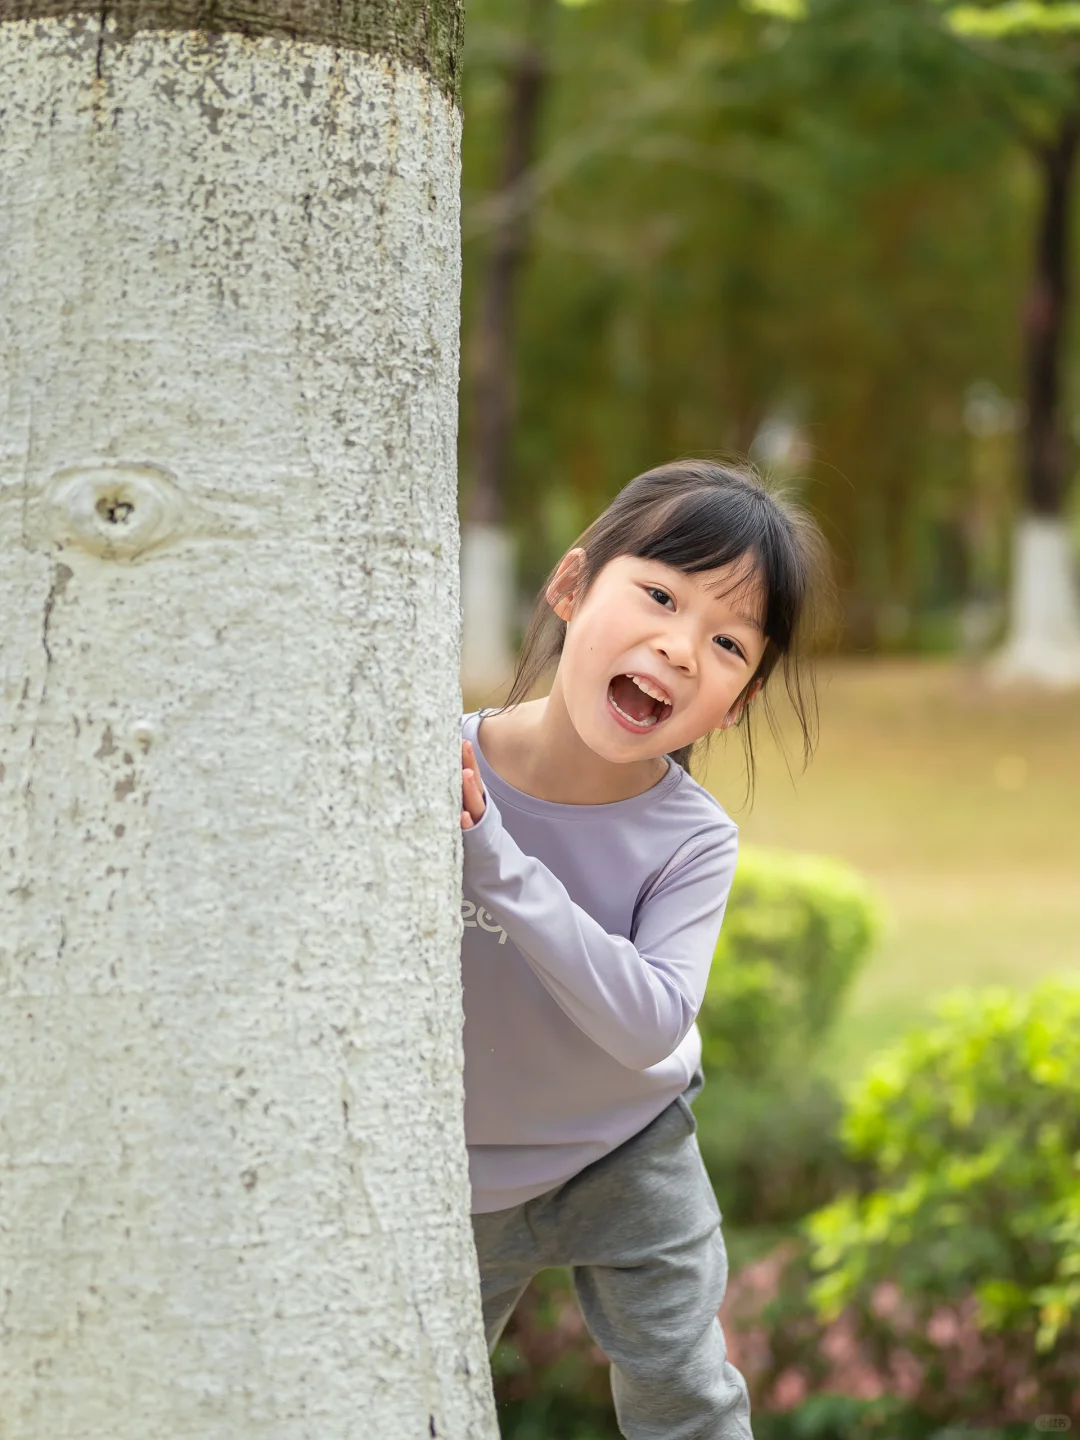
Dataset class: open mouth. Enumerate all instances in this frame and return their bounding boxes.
[607,674,673,730]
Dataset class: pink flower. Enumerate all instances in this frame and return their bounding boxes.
[870,1280,903,1319]
[822,1318,859,1364]
[770,1368,809,1408]
[927,1308,960,1346]
[889,1348,925,1400]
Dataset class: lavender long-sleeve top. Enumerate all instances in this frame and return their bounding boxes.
[461,709,739,1213]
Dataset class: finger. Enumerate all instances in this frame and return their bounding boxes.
[461,809,473,829]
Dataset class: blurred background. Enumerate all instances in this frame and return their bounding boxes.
[456,2,1080,1436]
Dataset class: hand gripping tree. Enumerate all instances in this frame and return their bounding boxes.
[0,2,498,1435]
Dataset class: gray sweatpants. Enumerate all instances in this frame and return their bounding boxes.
[470,1071,753,1440]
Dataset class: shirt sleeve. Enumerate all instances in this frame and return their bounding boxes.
[461,787,739,1070]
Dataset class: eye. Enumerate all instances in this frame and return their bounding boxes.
[647,586,746,661]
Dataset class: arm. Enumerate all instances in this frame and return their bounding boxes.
[461,784,739,1071]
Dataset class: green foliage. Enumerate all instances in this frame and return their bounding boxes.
[699,845,882,1081]
[944,2,1080,36]
[695,1071,868,1225]
[461,0,1080,648]
[754,1395,1030,1440]
[694,846,880,1225]
[746,0,807,16]
[801,977,1080,1394]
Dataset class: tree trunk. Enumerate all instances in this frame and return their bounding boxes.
[993,111,1080,686]
[1022,114,1078,520]
[461,0,553,698]
[0,3,498,1435]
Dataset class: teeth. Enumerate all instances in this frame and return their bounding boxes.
[610,693,658,727]
[629,675,670,706]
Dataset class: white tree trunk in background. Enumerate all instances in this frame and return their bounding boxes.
[991,515,1080,687]
[460,521,517,698]
[0,17,497,1438]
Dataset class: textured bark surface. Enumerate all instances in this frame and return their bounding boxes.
[0,0,464,100]
[0,18,495,1437]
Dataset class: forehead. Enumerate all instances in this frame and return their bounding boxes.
[618,553,765,608]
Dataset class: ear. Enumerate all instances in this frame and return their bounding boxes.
[546,547,587,623]
[720,677,763,730]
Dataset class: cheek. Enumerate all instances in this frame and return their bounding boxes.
[560,632,597,695]
[701,674,743,718]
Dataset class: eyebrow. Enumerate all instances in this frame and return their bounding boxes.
[726,608,764,634]
[645,565,765,632]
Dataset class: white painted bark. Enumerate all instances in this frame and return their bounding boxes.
[460,521,517,698]
[990,515,1080,688]
[0,19,497,1438]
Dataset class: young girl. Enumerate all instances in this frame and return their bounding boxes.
[459,459,827,1439]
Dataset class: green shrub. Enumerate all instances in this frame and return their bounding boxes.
[798,977,1080,1418]
[752,1394,1029,1440]
[695,1073,870,1228]
[699,845,883,1082]
[723,1229,1069,1427]
[695,846,881,1226]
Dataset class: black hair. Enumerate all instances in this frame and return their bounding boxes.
[491,458,833,798]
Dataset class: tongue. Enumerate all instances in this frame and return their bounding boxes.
[610,673,657,722]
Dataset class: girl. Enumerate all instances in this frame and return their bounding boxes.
[459,460,827,1440]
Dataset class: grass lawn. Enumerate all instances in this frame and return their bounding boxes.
[702,658,1080,1088]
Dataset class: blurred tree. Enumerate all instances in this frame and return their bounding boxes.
[727,0,1040,646]
[935,2,1080,684]
[784,0,1080,670]
[461,0,556,696]
[459,0,1079,652]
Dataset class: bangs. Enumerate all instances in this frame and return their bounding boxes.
[495,456,829,798]
[628,485,804,650]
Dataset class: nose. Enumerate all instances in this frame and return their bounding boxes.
[656,626,696,675]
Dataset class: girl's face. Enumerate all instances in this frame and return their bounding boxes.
[547,549,768,764]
